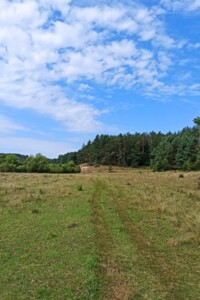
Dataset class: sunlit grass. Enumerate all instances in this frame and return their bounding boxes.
[0,169,200,299]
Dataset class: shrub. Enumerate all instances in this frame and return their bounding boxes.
[77,184,83,191]
[16,165,27,173]
[108,165,113,172]
[182,160,191,171]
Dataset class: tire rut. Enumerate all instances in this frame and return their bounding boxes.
[110,185,185,300]
[90,179,134,300]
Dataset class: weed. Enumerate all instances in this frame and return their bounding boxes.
[67,223,79,229]
[32,208,39,214]
[77,184,83,191]
[39,188,44,194]
[108,165,113,172]
[48,232,58,239]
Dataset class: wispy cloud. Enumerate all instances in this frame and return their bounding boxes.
[160,0,200,12]
[0,115,28,133]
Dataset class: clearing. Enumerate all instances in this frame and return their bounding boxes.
[0,168,200,299]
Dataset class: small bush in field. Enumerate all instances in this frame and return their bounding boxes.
[179,174,184,178]
[108,165,113,172]
[77,184,83,191]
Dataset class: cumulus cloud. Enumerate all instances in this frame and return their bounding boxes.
[0,0,199,135]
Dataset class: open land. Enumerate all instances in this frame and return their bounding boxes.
[0,167,200,299]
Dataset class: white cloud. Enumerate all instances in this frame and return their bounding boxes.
[0,115,28,133]
[188,42,200,49]
[78,84,93,91]
[161,0,200,11]
[0,0,47,28]
[189,0,200,10]
[0,0,199,135]
[39,0,71,13]
[0,81,102,132]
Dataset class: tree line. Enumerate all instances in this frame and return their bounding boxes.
[57,118,200,172]
[1,118,200,173]
[0,153,80,173]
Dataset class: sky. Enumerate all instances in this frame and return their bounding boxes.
[0,0,200,158]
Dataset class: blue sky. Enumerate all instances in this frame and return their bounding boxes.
[0,0,200,157]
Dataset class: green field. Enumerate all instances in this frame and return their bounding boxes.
[0,168,200,300]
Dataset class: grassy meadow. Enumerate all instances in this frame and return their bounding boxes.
[0,167,200,299]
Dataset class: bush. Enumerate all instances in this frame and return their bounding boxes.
[77,184,83,191]
[49,164,62,173]
[62,163,81,173]
[152,158,169,172]
[108,165,113,172]
[179,174,184,178]
[182,160,191,171]
[16,165,27,173]
[0,155,81,174]
[0,162,16,172]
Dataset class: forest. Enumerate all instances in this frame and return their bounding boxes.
[58,118,200,172]
[1,118,200,172]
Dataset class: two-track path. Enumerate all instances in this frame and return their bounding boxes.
[89,178,195,300]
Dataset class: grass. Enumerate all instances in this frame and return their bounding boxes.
[0,169,200,299]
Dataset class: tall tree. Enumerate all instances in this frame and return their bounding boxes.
[193,117,200,148]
